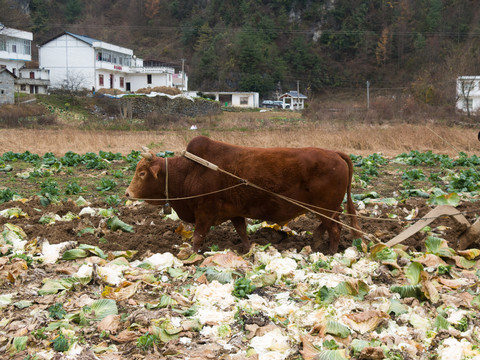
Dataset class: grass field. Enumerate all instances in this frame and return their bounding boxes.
[0,122,478,157]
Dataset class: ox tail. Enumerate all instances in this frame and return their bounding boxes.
[338,152,362,238]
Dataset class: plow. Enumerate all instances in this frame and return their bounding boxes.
[385,204,480,249]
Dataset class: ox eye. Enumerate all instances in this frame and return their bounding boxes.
[138,171,146,177]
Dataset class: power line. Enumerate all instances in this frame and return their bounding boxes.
[4,21,480,39]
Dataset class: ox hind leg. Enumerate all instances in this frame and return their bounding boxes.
[313,210,341,254]
[231,217,251,253]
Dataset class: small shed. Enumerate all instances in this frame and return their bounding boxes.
[279,91,307,110]
[0,68,16,105]
[201,91,259,108]
[456,76,480,113]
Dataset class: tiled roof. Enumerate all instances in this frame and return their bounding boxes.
[65,32,98,46]
[280,91,307,99]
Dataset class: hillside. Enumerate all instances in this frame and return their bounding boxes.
[2,0,480,103]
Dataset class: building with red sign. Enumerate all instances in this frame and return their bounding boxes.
[39,32,184,93]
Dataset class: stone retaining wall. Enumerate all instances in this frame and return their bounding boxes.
[95,95,222,118]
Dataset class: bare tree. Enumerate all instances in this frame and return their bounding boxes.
[457,77,475,117]
[61,71,88,94]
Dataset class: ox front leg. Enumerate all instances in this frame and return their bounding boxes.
[192,220,213,253]
[231,217,251,253]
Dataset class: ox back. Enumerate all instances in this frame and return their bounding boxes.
[125,136,360,253]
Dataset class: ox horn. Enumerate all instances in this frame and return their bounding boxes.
[141,146,153,160]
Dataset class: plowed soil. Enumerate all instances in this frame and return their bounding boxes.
[1,197,478,259]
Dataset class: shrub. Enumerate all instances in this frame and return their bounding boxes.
[0,104,53,127]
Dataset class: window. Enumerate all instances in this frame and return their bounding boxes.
[23,40,30,55]
[30,72,35,79]
[461,80,475,92]
[20,85,26,91]
[240,96,249,105]
[120,77,124,87]
[11,44,17,53]
[0,37,5,51]
[147,74,152,84]
[99,74,104,86]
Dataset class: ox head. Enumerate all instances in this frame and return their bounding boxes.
[125,147,167,205]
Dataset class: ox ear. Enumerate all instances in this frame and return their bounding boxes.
[148,159,163,179]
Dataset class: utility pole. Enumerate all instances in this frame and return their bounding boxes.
[181,58,185,92]
[366,80,370,109]
[296,80,300,110]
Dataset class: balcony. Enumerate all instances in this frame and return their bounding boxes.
[95,61,131,72]
[0,49,31,62]
[131,66,174,74]
[16,78,50,86]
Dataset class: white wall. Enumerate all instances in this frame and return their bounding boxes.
[0,27,32,69]
[40,33,179,93]
[95,70,128,91]
[126,72,171,92]
[456,77,480,112]
[40,34,95,90]
[0,59,27,76]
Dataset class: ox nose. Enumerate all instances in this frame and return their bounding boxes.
[125,189,131,198]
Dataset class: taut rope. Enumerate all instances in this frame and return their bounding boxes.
[180,151,376,241]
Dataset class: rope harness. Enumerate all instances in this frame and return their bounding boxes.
[131,151,478,243]
[143,151,375,241]
[163,157,172,215]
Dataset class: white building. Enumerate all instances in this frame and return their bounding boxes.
[456,76,480,113]
[173,71,188,92]
[39,32,182,93]
[200,91,259,108]
[0,24,32,76]
[16,68,50,94]
[0,24,50,95]
[279,91,307,110]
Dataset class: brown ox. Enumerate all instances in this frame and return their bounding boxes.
[125,136,360,253]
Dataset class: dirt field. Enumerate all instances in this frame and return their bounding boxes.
[0,192,477,259]
[1,123,480,359]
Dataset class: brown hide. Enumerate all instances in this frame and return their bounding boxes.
[126,136,360,253]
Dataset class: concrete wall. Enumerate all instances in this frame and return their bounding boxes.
[126,72,171,92]
[40,34,95,90]
[0,71,15,104]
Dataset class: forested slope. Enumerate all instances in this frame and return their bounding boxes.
[2,0,480,101]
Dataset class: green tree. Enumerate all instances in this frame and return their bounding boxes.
[65,0,83,22]
[426,0,442,32]
[285,37,327,92]
[30,0,50,32]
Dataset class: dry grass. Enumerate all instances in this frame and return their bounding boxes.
[136,86,181,95]
[0,123,477,157]
[0,104,56,128]
[96,88,126,95]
